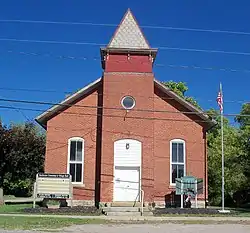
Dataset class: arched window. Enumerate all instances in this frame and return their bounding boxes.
[67,137,84,184]
[170,139,186,185]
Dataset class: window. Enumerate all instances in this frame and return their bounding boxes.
[121,96,136,110]
[170,139,185,185]
[68,137,84,184]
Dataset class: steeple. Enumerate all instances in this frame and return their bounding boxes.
[100,9,157,70]
[108,9,150,49]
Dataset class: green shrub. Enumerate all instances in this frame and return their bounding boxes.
[3,179,33,197]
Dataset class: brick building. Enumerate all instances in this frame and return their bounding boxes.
[36,9,214,207]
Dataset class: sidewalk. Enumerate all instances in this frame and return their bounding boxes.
[0,213,250,222]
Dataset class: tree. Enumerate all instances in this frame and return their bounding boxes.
[236,103,250,128]
[162,81,250,206]
[162,81,201,109]
[0,122,8,188]
[207,121,247,205]
[236,103,250,189]
[207,104,250,206]
[0,122,45,196]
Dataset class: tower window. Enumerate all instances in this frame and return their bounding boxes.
[121,96,136,110]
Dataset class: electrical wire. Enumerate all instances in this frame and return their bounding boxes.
[0,84,248,105]
[1,38,250,57]
[0,98,249,118]
[0,105,216,124]
[1,19,250,36]
[3,49,250,74]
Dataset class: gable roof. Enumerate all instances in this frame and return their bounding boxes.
[154,79,216,128]
[35,78,102,129]
[108,9,150,49]
[35,77,215,130]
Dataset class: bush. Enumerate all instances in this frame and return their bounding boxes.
[3,179,33,197]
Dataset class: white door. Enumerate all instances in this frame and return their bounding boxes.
[114,166,140,202]
[113,139,142,202]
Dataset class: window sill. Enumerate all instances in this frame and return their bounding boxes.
[72,183,85,188]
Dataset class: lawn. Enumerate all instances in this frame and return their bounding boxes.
[155,208,250,217]
[0,204,102,216]
[0,204,33,213]
[0,216,107,230]
[1,203,250,217]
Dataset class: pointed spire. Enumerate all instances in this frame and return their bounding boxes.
[108,9,150,49]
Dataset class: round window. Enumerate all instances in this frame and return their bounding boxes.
[121,96,136,110]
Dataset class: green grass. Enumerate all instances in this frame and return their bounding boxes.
[0,204,102,216]
[1,203,250,218]
[0,216,107,230]
[155,209,250,217]
[0,204,33,213]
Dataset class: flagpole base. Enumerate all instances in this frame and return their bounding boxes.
[218,209,230,213]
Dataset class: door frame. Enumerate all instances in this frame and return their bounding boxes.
[113,139,142,202]
[113,165,141,202]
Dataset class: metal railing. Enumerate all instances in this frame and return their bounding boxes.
[133,188,144,215]
[140,189,144,216]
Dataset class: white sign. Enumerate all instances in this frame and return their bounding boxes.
[33,173,73,208]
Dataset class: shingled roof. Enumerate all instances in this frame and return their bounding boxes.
[108,9,150,49]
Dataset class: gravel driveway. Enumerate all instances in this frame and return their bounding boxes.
[1,223,250,233]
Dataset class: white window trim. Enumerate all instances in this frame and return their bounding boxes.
[67,137,84,185]
[121,96,136,110]
[170,139,186,186]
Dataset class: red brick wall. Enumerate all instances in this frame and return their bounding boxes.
[153,87,206,202]
[44,54,207,205]
[45,90,99,201]
[105,54,153,73]
[99,70,206,203]
[100,70,155,202]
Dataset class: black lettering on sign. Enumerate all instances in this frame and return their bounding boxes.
[38,173,70,179]
[37,193,69,199]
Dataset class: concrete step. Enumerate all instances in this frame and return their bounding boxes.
[103,207,139,212]
[106,211,153,216]
[102,205,154,216]
[103,207,151,212]
[111,202,142,207]
[107,211,142,216]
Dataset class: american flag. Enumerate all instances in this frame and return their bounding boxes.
[217,86,223,112]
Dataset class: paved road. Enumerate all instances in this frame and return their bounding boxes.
[1,224,250,233]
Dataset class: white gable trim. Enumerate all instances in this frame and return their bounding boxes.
[35,77,215,130]
[154,79,215,127]
[35,78,101,128]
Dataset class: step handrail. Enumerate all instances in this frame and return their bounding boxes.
[140,189,144,216]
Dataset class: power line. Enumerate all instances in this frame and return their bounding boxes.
[0,84,249,105]
[0,86,71,94]
[0,105,248,132]
[0,94,31,121]
[0,97,208,116]
[4,50,99,61]
[3,49,250,74]
[157,46,250,56]
[0,38,105,46]
[1,38,250,57]
[1,19,250,36]
[0,97,249,118]
[0,105,213,124]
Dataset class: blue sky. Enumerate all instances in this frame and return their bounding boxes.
[0,0,250,126]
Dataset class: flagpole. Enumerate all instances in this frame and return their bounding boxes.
[220,82,225,212]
